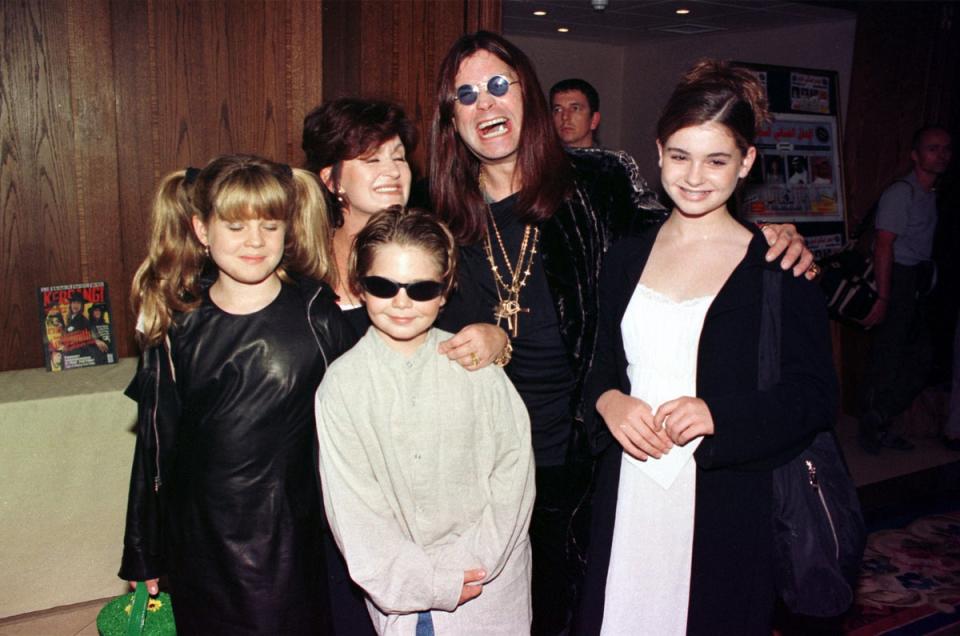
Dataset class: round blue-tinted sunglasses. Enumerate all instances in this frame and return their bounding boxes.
[454,75,519,105]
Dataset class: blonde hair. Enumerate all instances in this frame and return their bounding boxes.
[132,154,331,347]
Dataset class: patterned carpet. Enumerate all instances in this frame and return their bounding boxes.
[844,511,960,635]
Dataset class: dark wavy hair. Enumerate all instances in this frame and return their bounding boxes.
[656,60,770,154]
[430,31,572,245]
[302,98,418,228]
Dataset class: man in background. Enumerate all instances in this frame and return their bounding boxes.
[550,78,601,148]
[860,125,953,453]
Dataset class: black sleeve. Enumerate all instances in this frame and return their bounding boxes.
[340,306,370,341]
[695,274,839,470]
[600,153,666,242]
[581,242,635,455]
[316,298,361,367]
[569,149,667,244]
[119,344,179,581]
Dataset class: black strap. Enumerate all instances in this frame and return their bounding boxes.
[851,178,914,241]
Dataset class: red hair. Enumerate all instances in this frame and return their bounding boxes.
[302,99,418,228]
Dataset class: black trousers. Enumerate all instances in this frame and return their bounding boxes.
[531,456,594,636]
[862,263,933,425]
[531,463,574,635]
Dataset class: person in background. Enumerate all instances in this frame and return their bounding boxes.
[429,31,815,635]
[550,78,601,148]
[859,125,953,454]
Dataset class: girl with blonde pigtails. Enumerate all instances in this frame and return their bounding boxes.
[119,154,356,634]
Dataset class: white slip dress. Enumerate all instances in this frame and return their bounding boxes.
[600,283,715,636]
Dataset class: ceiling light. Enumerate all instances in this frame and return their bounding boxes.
[533,10,547,16]
[557,27,570,33]
[676,8,691,14]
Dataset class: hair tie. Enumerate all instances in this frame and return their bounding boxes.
[280,163,293,179]
[184,167,200,185]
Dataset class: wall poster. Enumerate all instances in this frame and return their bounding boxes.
[734,62,846,258]
[743,113,844,221]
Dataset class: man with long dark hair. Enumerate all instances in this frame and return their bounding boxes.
[429,31,812,634]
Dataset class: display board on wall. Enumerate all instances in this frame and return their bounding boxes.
[735,62,847,257]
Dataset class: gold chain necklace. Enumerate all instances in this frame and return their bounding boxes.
[480,172,539,337]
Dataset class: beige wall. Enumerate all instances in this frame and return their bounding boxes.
[621,20,858,182]
[509,19,857,184]
[511,35,626,150]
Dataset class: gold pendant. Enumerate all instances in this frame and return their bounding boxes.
[495,298,528,337]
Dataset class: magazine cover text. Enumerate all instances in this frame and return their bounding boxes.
[38,282,117,372]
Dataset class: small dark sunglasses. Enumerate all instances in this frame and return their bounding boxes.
[361,276,444,301]
[454,75,518,106]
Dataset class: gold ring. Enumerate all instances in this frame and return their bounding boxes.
[470,353,480,367]
[810,263,821,277]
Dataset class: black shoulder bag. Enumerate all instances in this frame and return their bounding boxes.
[817,179,914,325]
[761,269,866,617]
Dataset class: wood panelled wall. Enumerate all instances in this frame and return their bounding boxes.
[322,0,502,176]
[0,0,500,373]
[838,1,960,412]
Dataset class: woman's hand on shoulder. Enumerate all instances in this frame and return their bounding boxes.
[596,390,672,460]
[760,223,816,279]
[437,323,508,371]
[654,397,714,445]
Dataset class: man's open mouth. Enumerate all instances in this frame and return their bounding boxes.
[478,117,509,139]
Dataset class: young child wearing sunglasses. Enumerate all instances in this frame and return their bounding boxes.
[315,207,536,635]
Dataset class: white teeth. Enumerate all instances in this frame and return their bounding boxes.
[478,118,508,138]
[479,117,507,129]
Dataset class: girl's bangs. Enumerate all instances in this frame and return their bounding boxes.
[212,173,290,223]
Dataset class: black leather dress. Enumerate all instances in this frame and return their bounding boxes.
[120,279,356,634]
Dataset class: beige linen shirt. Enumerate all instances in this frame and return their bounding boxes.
[316,328,535,635]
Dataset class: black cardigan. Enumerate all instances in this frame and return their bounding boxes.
[576,224,838,635]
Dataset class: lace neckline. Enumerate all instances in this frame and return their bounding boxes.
[635,283,715,307]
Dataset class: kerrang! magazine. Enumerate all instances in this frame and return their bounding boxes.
[38,281,117,372]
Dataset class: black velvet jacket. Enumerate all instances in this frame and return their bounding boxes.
[534,148,665,424]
